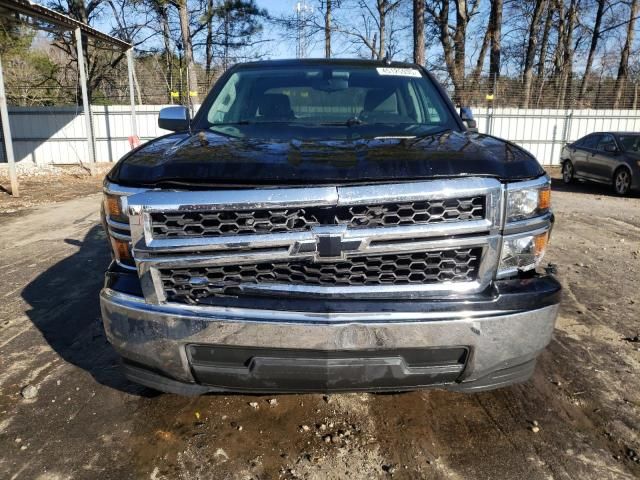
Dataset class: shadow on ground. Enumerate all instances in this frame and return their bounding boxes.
[21,225,155,396]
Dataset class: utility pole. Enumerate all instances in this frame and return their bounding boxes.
[75,27,96,172]
[295,1,313,59]
[0,55,19,196]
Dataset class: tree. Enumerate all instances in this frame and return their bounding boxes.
[211,0,266,71]
[613,0,639,107]
[426,0,481,104]
[333,0,405,60]
[578,0,606,101]
[537,0,554,79]
[488,0,503,79]
[521,0,547,107]
[413,0,425,64]
[172,0,198,107]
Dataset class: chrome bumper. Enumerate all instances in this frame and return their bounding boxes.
[100,288,559,393]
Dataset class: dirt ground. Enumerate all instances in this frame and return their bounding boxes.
[0,170,639,480]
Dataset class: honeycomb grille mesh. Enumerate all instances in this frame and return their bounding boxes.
[150,196,485,238]
[160,248,482,304]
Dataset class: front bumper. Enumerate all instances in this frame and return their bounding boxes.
[100,275,561,395]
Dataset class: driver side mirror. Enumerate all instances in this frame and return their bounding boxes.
[460,107,478,133]
[158,106,190,132]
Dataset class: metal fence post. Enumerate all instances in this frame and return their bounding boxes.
[75,27,96,170]
[126,48,138,140]
[0,55,19,196]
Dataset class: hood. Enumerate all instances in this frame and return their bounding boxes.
[108,130,545,187]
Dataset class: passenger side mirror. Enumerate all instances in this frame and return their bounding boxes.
[158,106,190,132]
[460,107,478,133]
[604,144,618,153]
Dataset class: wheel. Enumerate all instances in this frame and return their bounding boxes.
[562,160,574,184]
[613,168,632,195]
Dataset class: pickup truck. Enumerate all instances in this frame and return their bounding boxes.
[100,59,560,395]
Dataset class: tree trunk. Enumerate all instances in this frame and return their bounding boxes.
[489,0,503,79]
[521,0,545,107]
[223,10,230,70]
[578,0,605,102]
[537,0,553,78]
[560,0,578,108]
[613,0,639,108]
[177,0,198,106]
[205,0,214,81]
[378,0,386,59]
[469,19,491,93]
[413,0,425,65]
[453,0,468,102]
[552,0,566,107]
[325,0,332,58]
[157,4,173,97]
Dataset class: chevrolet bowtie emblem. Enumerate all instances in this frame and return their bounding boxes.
[316,233,362,259]
[292,227,362,261]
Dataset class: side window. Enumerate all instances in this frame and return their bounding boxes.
[582,134,600,149]
[597,134,616,152]
[207,74,239,123]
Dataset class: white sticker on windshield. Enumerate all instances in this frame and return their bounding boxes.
[376,67,421,77]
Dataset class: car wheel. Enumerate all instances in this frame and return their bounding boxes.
[613,168,632,195]
[562,161,574,184]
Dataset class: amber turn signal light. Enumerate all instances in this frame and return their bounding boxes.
[534,231,549,255]
[538,187,551,211]
[105,193,123,218]
[110,237,132,262]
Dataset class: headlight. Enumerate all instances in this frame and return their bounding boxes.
[498,230,549,275]
[506,183,551,222]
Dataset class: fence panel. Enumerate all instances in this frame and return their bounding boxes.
[474,108,640,165]
[2,106,640,166]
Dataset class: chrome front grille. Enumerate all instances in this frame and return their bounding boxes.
[124,178,504,304]
[149,196,486,239]
[161,248,482,304]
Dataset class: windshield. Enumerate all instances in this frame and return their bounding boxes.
[197,64,458,139]
[618,134,640,152]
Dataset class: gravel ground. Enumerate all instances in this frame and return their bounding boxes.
[0,172,638,480]
[0,164,110,218]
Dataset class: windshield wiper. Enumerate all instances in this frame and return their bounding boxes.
[320,117,364,127]
[210,120,255,127]
[410,127,453,144]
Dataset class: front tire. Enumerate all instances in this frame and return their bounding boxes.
[613,168,632,195]
[562,160,574,184]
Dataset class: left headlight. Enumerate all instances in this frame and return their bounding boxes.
[499,230,549,274]
[498,176,552,278]
[506,182,551,222]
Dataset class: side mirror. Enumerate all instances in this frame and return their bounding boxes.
[604,144,618,153]
[460,107,478,133]
[158,106,190,131]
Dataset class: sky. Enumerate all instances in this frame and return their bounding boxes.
[258,0,327,59]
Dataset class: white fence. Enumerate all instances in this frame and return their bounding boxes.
[474,107,640,165]
[0,105,171,165]
[1,105,640,166]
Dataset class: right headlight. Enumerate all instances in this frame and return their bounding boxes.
[505,182,551,222]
